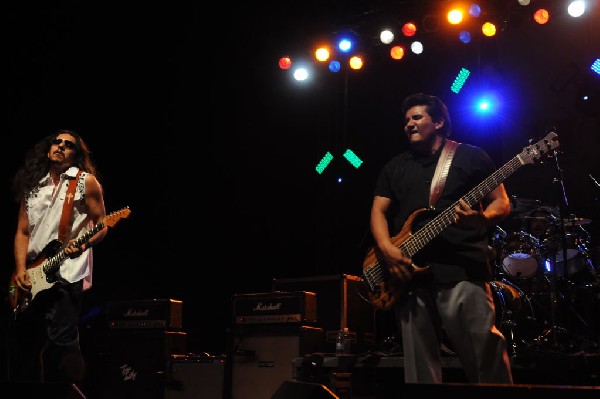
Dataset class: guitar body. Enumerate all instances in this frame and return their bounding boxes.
[9,239,63,313]
[363,208,431,310]
[8,207,131,315]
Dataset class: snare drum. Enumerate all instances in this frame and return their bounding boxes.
[501,231,540,279]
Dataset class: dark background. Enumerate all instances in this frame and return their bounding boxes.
[1,0,599,369]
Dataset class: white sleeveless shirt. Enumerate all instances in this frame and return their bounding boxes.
[26,166,94,289]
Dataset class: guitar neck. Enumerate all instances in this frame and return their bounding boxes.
[42,220,106,274]
[74,221,105,248]
[400,156,522,257]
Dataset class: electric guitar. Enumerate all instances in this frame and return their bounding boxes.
[8,207,131,314]
[362,132,560,310]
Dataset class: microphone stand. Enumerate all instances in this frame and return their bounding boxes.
[543,151,596,352]
[586,174,600,280]
[548,148,571,350]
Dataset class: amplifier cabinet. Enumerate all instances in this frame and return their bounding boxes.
[272,274,375,354]
[94,330,188,399]
[165,355,225,399]
[233,291,317,325]
[227,325,324,399]
[107,298,183,330]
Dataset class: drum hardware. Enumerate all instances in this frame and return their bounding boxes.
[522,146,599,352]
[491,224,599,354]
[533,248,598,352]
[531,276,598,352]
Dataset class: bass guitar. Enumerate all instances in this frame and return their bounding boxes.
[8,207,131,314]
[362,132,559,310]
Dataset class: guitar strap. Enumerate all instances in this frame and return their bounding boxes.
[58,170,83,243]
[429,139,460,209]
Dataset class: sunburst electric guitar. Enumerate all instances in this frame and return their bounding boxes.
[362,132,560,310]
[8,207,131,314]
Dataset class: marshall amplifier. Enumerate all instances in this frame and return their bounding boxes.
[233,291,317,325]
[107,298,183,330]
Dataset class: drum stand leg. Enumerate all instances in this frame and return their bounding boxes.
[505,319,520,358]
[534,268,596,352]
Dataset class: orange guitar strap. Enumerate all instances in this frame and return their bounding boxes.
[58,170,83,243]
[429,139,460,209]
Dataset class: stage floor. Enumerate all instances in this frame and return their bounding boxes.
[293,350,600,398]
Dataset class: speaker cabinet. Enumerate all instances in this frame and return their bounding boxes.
[164,355,225,399]
[95,330,187,399]
[228,325,324,399]
[271,380,337,399]
[272,274,375,354]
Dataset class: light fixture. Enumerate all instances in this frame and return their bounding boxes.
[567,1,586,17]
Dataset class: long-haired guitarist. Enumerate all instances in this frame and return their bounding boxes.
[9,129,107,385]
[368,93,513,384]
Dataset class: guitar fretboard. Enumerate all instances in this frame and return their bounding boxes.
[400,156,523,257]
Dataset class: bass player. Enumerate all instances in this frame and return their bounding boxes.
[368,93,513,384]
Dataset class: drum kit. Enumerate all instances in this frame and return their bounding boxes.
[489,197,600,356]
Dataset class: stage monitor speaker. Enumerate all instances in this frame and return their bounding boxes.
[229,325,324,399]
[271,380,337,399]
[0,382,86,398]
[399,383,600,399]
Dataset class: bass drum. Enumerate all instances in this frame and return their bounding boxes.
[500,231,541,280]
[490,280,536,354]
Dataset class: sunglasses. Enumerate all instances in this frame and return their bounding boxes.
[51,138,78,151]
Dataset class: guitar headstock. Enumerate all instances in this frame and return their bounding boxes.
[104,207,131,228]
[517,131,559,165]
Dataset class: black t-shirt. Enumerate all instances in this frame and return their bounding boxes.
[373,139,498,283]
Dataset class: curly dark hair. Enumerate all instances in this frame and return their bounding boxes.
[401,92,452,137]
[11,129,100,203]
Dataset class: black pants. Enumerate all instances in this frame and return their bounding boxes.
[9,280,85,383]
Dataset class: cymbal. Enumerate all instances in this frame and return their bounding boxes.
[511,197,541,206]
[514,216,592,225]
[564,218,592,226]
